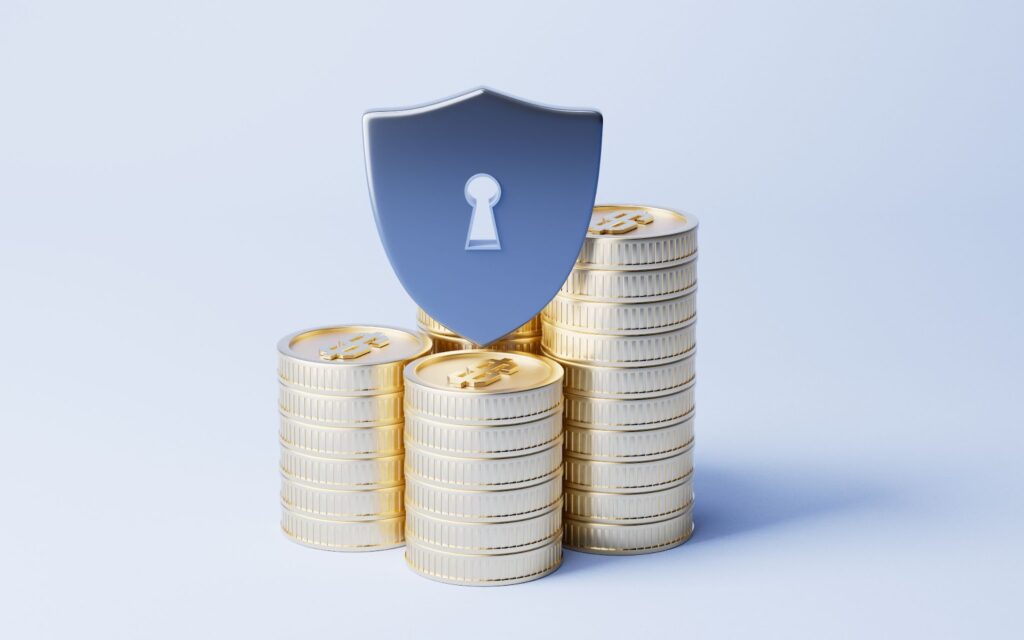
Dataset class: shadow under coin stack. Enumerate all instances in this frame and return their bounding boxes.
[277,326,432,551]
[541,205,699,555]
[402,350,565,585]
[416,308,542,354]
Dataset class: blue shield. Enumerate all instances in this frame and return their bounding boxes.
[363,88,603,346]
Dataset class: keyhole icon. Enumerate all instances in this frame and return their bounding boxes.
[464,173,502,250]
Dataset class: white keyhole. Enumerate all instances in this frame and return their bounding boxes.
[464,173,501,250]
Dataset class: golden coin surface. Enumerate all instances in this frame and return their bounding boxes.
[278,384,403,427]
[406,502,561,555]
[564,448,694,494]
[564,478,694,524]
[543,290,696,335]
[560,261,697,303]
[404,411,562,459]
[563,507,693,555]
[577,205,699,271]
[564,414,695,461]
[541,321,696,367]
[404,350,563,424]
[404,474,563,523]
[278,325,431,396]
[280,479,404,521]
[563,386,695,430]
[417,309,541,338]
[405,535,562,586]
[551,351,696,399]
[281,509,404,551]
[426,333,542,355]
[279,447,403,490]
[278,417,403,459]
[404,441,562,490]
[406,350,561,394]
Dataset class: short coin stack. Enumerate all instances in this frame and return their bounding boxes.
[402,350,565,585]
[541,205,699,554]
[416,308,542,354]
[277,326,432,551]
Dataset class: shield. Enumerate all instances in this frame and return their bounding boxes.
[363,88,603,346]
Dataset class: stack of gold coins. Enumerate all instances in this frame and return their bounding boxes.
[277,326,432,551]
[402,350,565,585]
[541,205,699,555]
[416,308,542,354]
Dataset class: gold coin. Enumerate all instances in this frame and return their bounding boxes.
[426,332,542,355]
[404,350,563,425]
[405,535,562,586]
[564,414,695,461]
[549,351,696,399]
[404,473,563,523]
[280,478,404,521]
[563,386,695,429]
[563,507,693,555]
[577,205,699,271]
[417,308,541,338]
[278,325,431,396]
[564,449,694,493]
[405,502,561,555]
[564,478,694,524]
[541,321,696,367]
[281,508,404,551]
[543,290,696,335]
[560,262,697,303]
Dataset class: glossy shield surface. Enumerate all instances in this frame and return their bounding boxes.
[364,88,603,345]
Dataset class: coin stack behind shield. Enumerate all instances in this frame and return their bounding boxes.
[416,308,542,354]
[542,205,699,555]
[402,350,565,585]
[277,326,432,551]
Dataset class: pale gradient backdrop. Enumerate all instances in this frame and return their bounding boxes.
[1,1,1021,638]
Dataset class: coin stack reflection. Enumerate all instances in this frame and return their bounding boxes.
[416,308,542,354]
[277,326,432,551]
[402,350,564,585]
[542,205,699,554]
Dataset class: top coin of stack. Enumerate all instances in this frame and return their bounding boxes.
[416,307,542,354]
[402,350,565,585]
[277,325,431,551]
[542,205,699,555]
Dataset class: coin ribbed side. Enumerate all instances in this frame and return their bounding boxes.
[404,411,562,458]
[404,441,562,490]
[277,355,406,396]
[551,353,696,399]
[405,536,562,586]
[560,263,697,302]
[565,479,694,524]
[280,478,404,521]
[417,309,542,338]
[541,322,696,367]
[406,503,561,555]
[577,228,698,271]
[543,291,696,335]
[564,449,694,493]
[426,334,542,355]
[404,382,561,425]
[404,474,563,523]
[565,415,695,461]
[279,447,403,490]
[563,387,695,429]
[278,385,403,427]
[281,509,405,551]
[278,417,403,458]
[563,508,693,555]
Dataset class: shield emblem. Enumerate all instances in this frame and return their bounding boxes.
[363,88,603,346]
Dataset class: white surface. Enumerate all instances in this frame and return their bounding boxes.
[1,1,1021,638]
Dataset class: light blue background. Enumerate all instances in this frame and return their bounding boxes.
[1,1,1020,638]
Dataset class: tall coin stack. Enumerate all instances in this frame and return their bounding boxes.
[416,308,542,354]
[277,326,432,551]
[541,205,699,555]
[402,350,565,585]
